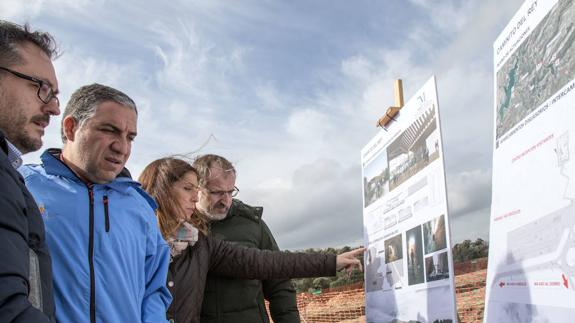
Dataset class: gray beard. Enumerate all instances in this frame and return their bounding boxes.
[197,201,228,222]
[203,210,227,221]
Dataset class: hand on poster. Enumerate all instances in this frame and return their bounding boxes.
[336,247,365,272]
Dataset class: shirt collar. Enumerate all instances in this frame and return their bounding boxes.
[6,140,23,169]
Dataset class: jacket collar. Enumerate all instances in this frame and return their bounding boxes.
[227,198,263,222]
[41,148,135,190]
[40,148,158,209]
[0,130,23,168]
[6,140,23,168]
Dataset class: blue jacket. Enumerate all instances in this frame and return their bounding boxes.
[20,149,171,323]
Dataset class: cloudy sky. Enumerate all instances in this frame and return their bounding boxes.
[2,0,524,250]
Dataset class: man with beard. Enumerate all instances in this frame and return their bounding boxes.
[0,20,60,322]
[20,84,171,323]
[193,154,300,323]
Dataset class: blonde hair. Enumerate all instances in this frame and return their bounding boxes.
[139,157,209,238]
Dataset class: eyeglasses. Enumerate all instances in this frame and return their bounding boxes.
[205,186,239,198]
[0,66,59,106]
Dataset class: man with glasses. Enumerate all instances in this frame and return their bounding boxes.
[0,21,60,322]
[193,154,300,323]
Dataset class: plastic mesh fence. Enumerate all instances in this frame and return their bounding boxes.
[266,258,487,323]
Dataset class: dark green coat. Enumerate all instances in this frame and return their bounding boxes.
[200,199,300,323]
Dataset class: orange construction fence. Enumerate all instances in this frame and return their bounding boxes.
[267,258,488,323]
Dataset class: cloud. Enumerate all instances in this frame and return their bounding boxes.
[254,81,285,111]
[407,0,475,33]
[23,46,143,163]
[239,0,516,249]
[0,0,42,20]
[450,206,491,244]
[151,19,210,94]
[286,109,333,139]
[12,0,527,251]
[341,55,374,82]
[447,169,492,218]
[242,159,364,250]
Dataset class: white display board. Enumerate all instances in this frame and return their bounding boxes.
[361,76,457,323]
[485,0,575,321]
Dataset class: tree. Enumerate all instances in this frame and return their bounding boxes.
[312,277,331,290]
[294,277,315,293]
[292,245,364,293]
[452,238,488,262]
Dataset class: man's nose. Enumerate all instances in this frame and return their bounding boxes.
[111,137,130,155]
[221,194,232,205]
[42,97,60,116]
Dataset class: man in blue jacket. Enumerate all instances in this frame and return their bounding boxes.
[0,20,60,322]
[20,84,172,323]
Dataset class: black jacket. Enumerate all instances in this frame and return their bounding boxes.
[167,233,336,323]
[0,131,55,322]
[201,199,299,323]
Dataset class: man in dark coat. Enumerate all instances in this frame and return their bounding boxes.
[0,20,60,322]
[193,154,300,323]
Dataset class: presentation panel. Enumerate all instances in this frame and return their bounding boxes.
[361,76,457,323]
[485,0,575,321]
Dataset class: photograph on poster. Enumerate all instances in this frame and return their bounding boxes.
[363,149,390,208]
[406,225,425,285]
[425,251,450,282]
[385,234,403,263]
[423,214,447,254]
[496,0,575,140]
[365,245,384,292]
[378,234,403,291]
[387,108,440,191]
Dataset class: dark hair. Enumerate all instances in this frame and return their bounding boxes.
[192,154,236,188]
[139,157,209,239]
[61,83,137,142]
[0,20,59,67]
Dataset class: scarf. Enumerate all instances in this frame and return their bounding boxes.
[167,221,199,258]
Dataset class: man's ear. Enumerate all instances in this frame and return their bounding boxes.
[62,116,77,142]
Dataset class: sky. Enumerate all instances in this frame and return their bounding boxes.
[2,0,525,250]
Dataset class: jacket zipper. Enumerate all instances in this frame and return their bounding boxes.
[87,184,96,323]
[53,152,100,323]
[103,195,110,232]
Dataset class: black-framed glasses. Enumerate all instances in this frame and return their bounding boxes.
[205,186,239,198]
[0,66,59,106]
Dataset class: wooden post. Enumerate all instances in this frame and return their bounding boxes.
[394,79,404,108]
[376,79,404,128]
